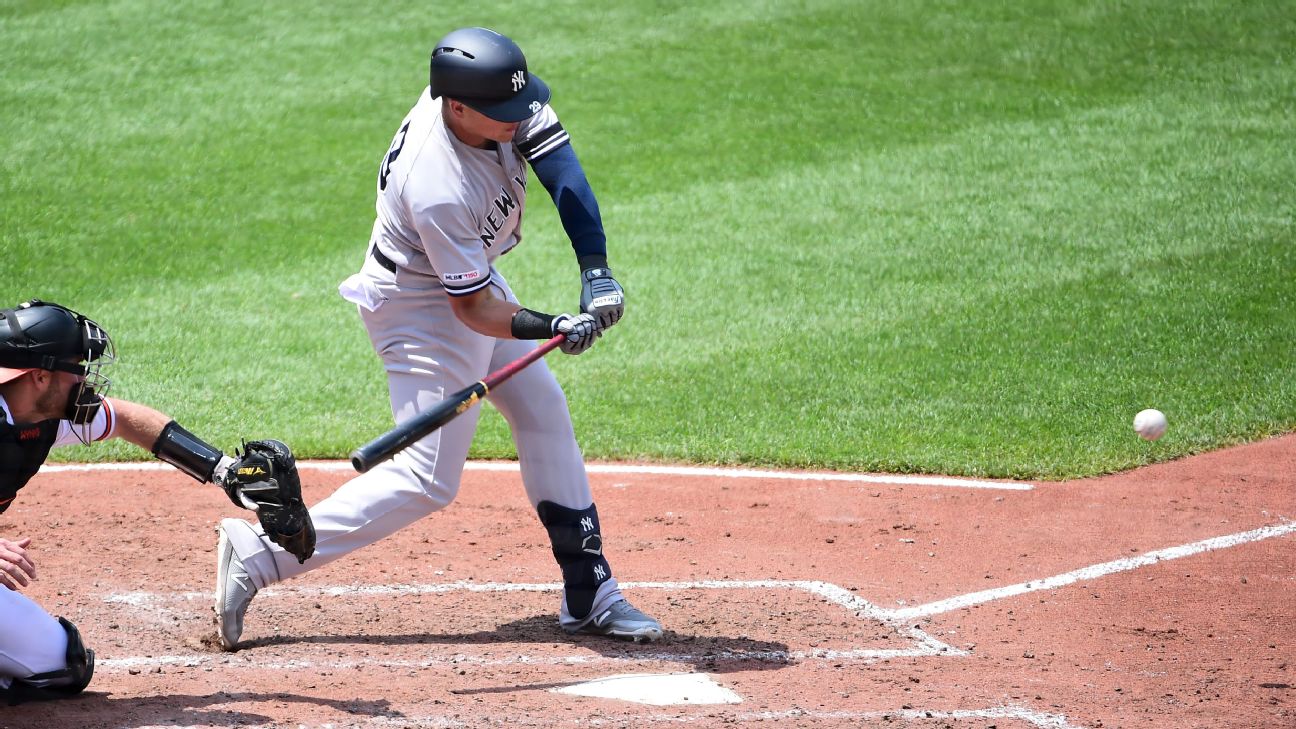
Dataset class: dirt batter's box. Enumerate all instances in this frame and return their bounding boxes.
[226,578,964,666]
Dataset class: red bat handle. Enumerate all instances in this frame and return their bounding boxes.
[483,333,565,389]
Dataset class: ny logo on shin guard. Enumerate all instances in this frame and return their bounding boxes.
[580,516,594,531]
[593,564,607,581]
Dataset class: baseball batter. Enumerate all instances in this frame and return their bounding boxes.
[0,299,314,704]
[214,27,662,648]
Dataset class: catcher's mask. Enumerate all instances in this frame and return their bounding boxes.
[0,299,115,439]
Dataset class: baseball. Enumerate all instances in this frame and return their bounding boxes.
[1133,408,1168,441]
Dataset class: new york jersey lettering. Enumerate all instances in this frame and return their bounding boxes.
[479,179,526,248]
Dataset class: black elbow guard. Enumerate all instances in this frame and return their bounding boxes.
[151,420,223,483]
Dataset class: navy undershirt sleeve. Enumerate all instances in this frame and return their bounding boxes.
[529,143,608,269]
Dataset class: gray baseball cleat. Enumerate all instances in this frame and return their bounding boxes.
[215,520,257,651]
[570,599,663,643]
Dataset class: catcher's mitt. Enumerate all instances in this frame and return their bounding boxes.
[222,440,316,564]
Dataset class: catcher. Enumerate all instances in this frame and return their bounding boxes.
[0,299,315,704]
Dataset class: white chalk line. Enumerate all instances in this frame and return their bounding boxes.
[98,645,934,672]
[40,459,1034,490]
[598,705,1081,728]
[102,579,960,670]
[100,520,1294,676]
[691,706,1080,729]
[884,519,1296,621]
[138,704,1080,729]
[97,521,1290,729]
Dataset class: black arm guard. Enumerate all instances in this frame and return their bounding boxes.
[151,420,223,483]
[511,308,557,340]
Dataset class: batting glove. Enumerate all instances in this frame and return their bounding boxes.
[580,267,625,330]
[552,313,601,355]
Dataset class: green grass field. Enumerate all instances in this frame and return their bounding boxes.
[3,0,1293,478]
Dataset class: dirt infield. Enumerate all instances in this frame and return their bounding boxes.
[3,435,1293,728]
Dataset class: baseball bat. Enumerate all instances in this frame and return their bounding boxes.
[350,333,566,473]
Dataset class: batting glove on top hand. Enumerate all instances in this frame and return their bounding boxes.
[552,312,601,355]
[580,267,624,330]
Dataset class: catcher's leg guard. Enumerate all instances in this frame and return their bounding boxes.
[4,618,95,705]
[537,501,612,620]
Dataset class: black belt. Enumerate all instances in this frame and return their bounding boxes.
[371,247,397,273]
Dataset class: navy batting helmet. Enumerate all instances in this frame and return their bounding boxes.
[429,27,550,122]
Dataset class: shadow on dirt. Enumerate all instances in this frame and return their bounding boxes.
[239,613,793,673]
[1,691,401,729]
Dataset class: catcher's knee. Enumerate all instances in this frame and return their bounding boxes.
[4,617,95,706]
[537,501,612,620]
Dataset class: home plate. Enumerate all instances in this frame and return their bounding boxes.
[552,672,742,705]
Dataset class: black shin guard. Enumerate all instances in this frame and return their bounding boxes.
[537,501,612,620]
[4,617,95,705]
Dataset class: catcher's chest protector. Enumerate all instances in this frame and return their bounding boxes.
[0,413,58,513]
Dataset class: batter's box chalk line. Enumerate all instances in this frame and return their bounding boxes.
[102,579,959,669]
[101,519,1295,676]
[629,705,1085,729]
[130,704,1083,729]
[882,519,1296,621]
[560,705,1085,728]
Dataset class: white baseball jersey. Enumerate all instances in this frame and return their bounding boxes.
[368,88,569,295]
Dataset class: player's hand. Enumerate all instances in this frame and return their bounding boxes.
[0,537,37,591]
[552,313,601,355]
[580,267,624,330]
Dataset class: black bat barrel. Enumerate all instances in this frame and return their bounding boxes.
[349,382,486,472]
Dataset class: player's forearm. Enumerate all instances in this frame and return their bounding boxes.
[449,292,570,342]
[448,290,526,339]
[108,398,233,483]
[529,143,607,266]
[106,398,174,451]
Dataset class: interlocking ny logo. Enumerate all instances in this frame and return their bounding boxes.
[510,70,526,91]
